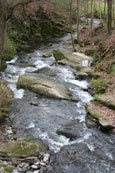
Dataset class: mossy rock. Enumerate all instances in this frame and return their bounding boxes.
[90,77,107,94]
[1,165,13,172]
[40,21,53,36]
[0,141,41,157]
[85,50,97,56]
[1,61,7,71]
[53,50,67,61]
[17,74,74,100]
[75,71,88,80]
[0,80,13,122]
[45,71,57,77]
[75,66,85,71]
[43,52,52,58]
[3,35,16,61]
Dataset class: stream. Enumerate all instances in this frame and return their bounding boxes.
[2,24,115,173]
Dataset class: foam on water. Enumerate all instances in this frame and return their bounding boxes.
[69,79,89,89]
[36,127,69,152]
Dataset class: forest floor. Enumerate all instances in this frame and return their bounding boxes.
[72,24,115,131]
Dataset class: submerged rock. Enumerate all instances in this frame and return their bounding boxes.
[43,52,52,58]
[17,74,74,100]
[57,120,84,140]
[49,138,115,173]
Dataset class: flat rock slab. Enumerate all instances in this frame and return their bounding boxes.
[17,74,74,100]
[86,101,115,130]
[57,52,92,69]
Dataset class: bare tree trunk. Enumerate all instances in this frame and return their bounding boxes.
[104,0,107,23]
[69,0,75,51]
[112,0,115,28]
[99,0,103,24]
[86,0,89,25]
[107,0,112,35]
[76,0,80,44]
[0,0,7,70]
[91,0,94,31]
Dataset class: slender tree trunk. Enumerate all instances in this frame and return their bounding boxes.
[0,1,7,70]
[112,0,115,28]
[99,0,103,24]
[76,0,80,44]
[86,0,89,25]
[104,0,107,23]
[107,0,112,35]
[91,0,94,31]
[69,0,75,51]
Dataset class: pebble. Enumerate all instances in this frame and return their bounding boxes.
[40,162,46,166]
[2,161,8,166]
[31,165,38,169]
[18,162,29,168]
[43,153,50,163]
[35,161,40,166]
[12,168,19,173]
[33,171,40,173]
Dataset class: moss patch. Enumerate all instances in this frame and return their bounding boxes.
[2,165,13,173]
[0,141,40,157]
[53,50,67,61]
[0,80,12,122]
[45,71,57,77]
[90,77,107,94]
[3,35,16,61]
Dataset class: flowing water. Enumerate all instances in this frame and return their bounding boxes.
[2,26,115,172]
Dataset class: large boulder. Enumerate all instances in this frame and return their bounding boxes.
[17,74,74,100]
[53,50,92,69]
[53,50,67,61]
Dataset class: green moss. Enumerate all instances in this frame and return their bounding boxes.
[0,80,12,122]
[1,61,7,71]
[107,62,115,74]
[40,21,53,36]
[53,50,67,61]
[43,52,52,57]
[45,71,56,77]
[93,94,99,100]
[85,50,97,56]
[25,138,32,142]
[3,35,16,61]
[99,41,106,49]
[0,141,40,156]
[75,66,85,71]
[2,165,13,173]
[90,77,107,94]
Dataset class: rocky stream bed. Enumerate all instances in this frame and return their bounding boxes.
[0,27,115,173]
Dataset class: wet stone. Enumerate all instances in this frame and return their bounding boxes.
[43,153,50,163]
[31,165,38,169]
